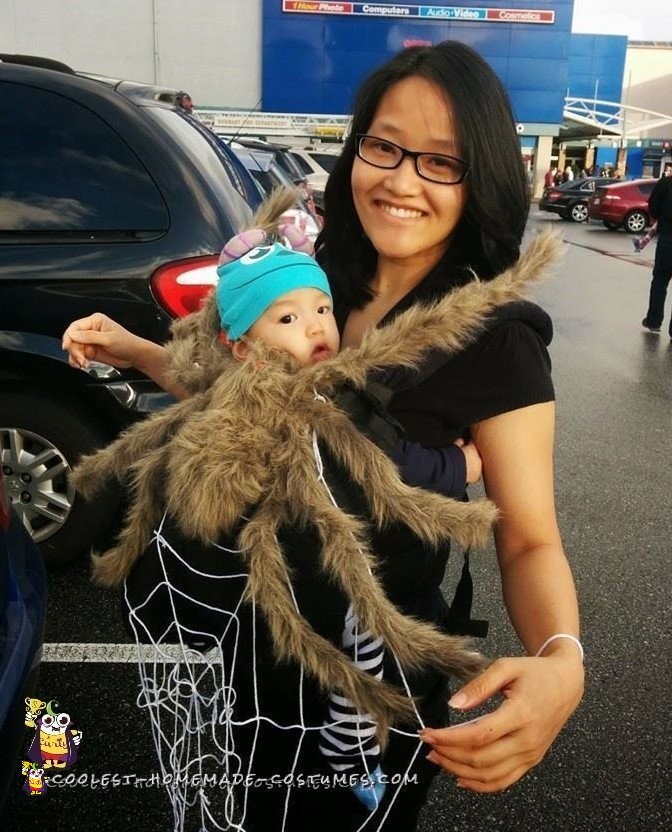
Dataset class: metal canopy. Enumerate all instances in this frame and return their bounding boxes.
[563,97,672,139]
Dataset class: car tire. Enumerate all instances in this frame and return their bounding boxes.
[570,203,589,223]
[0,392,120,566]
[624,211,648,234]
[603,221,620,231]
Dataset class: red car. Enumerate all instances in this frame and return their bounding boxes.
[588,178,656,232]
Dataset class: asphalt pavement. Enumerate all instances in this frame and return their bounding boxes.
[5,211,672,832]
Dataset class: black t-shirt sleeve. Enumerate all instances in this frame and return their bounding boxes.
[389,320,555,446]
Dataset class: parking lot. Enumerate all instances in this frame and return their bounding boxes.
[5,210,672,832]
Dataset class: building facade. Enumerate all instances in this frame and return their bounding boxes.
[3,1,671,192]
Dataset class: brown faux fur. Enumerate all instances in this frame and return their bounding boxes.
[71,221,562,739]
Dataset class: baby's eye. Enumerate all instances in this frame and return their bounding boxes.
[279,314,297,324]
[317,305,331,314]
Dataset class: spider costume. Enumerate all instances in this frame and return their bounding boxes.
[73,230,560,831]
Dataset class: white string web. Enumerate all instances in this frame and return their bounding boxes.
[124,433,429,832]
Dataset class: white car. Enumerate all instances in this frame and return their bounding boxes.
[282,143,342,217]
[285,144,342,192]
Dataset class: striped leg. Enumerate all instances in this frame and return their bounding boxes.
[319,604,386,809]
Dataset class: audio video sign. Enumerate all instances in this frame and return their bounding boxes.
[281,2,555,23]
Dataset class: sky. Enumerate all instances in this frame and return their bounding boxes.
[572,0,672,42]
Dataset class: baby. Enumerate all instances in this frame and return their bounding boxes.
[216,232,482,493]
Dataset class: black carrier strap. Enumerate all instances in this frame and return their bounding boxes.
[445,544,489,639]
[349,301,551,639]
[367,306,549,641]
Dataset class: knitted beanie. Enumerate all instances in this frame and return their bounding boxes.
[215,242,331,340]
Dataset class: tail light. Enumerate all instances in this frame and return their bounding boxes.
[150,255,220,318]
[547,190,562,201]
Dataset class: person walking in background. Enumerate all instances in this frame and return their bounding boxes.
[641,163,672,335]
[642,163,672,339]
[544,165,557,188]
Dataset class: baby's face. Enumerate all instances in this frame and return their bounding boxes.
[244,287,340,366]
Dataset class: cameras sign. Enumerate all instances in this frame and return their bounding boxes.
[281,2,555,24]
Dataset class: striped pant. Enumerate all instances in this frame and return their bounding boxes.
[319,604,384,779]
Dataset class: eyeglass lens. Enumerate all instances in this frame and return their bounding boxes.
[357,135,467,184]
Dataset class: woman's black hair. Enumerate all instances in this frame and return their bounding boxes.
[316,40,530,309]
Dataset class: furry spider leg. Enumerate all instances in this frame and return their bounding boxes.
[72,389,212,499]
[161,365,291,543]
[91,442,178,586]
[306,399,498,550]
[279,438,485,682]
[238,499,419,740]
[300,230,563,395]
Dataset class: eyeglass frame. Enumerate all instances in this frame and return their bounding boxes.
[354,133,470,185]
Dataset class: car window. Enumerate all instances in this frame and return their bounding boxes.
[147,108,261,212]
[638,181,655,196]
[309,152,340,173]
[0,81,169,237]
[273,151,305,183]
[289,152,313,176]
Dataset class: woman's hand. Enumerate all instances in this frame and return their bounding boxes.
[420,644,584,792]
[62,313,148,370]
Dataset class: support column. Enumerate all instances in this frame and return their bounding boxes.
[616,146,628,178]
[584,146,596,175]
[557,147,567,177]
[532,135,553,199]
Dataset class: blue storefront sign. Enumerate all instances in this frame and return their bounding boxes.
[264,0,572,120]
[280,2,555,24]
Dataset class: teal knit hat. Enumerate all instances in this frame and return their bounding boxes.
[215,242,332,340]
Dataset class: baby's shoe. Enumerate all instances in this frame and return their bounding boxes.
[352,765,386,811]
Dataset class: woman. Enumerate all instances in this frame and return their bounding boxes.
[63,40,583,828]
[317,41,583,798]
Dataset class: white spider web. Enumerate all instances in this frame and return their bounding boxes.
[124,435,429,832]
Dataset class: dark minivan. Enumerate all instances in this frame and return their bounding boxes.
[0,55,260,565]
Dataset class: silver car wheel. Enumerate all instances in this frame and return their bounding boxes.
[571,203,589,222]
[0,426,74,542]
[625,212,647,233]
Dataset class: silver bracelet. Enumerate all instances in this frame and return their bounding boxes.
[534,633,584,662]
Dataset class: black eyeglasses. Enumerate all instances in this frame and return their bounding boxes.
[355,134,469,185]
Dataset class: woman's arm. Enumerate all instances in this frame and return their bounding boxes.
[62,313,186,400]
[419,401,584,792]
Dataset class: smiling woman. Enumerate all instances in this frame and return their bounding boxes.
[318,38,583,807]
[348,76,468,309]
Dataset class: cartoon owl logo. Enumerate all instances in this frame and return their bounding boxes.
[25,700,82,770]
